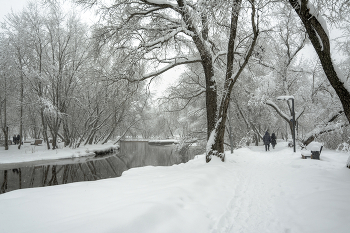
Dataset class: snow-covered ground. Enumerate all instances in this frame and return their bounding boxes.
[0,142,118,169]
[0,142,350,233]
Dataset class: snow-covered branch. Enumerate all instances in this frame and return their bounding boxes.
[142,27,186,48]
[302,122,348,146]
[301,110,346,145]
[265,100,291,121]
[141,57,201,80]
[277,95,294,101]
[140,0,178,8]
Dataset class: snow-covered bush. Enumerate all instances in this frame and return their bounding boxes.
[337,142,350,152]
[237,136,252,148]
[318,126,350,150]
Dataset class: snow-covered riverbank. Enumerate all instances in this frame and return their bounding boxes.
[0,142,118,169]
[0,142,349,233]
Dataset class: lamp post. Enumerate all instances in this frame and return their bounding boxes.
[277,96,296,153]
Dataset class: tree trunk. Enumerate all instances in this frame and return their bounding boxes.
[288,0,350,124]
[41,109,51,150]
[2,78,8,150]
[18,71,24,149]
[206,0,258,162]
[2,127,9,150]
[62,117,71,147]
[176,0,217,140]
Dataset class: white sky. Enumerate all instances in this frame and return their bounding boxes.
[0,0,27,22]
[0,0,98,26]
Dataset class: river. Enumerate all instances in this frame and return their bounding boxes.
[0,141,203,194]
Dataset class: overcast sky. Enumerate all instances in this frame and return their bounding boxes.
[0,0,26,22]
[0,0,342,64]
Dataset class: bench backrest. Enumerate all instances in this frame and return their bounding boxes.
[34,139,43,145]
[307,142,323,151]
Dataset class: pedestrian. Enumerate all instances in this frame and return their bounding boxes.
[17,134,20,145]
[263,131,271,151]
[13,135,17,145]
[271,133,277,149]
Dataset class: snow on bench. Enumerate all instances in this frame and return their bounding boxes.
[301,142,323,160]
[31,139,43,146]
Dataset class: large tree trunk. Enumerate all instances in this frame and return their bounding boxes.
[176,0,217,140]
[288,0,350,123]
[206,0,258,162]
[203,63,217,140]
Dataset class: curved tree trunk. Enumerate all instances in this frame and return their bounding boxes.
[288,0,350,124]
[301,111,346,146]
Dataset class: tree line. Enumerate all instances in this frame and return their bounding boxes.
[0,1,149,150]
[1,0,350,162]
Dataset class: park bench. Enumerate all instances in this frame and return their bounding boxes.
[301,142,323,160]
[31,139,43,146]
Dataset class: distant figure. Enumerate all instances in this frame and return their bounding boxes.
[13,135,17,145]
[271,133,277,149]
[16,134,20,145]
[263,131,271,151]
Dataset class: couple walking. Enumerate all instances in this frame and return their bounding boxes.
[263,131,276,151]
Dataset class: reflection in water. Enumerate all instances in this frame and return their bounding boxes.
[0,141,203,194]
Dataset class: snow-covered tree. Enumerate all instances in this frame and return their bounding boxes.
[286,0,350,125]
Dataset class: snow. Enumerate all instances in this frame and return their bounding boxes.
[266,100,291,120]
[313,26,324,51]
[304,121,347,140]
[0,142,350,232]
[145,0,177,7]
[0,142,118,169]
[143,57,200,79]
[333,64,350,94]
[301,141,323,156]
[148,139,179,143]
[306,2,329,38]
[206,118,222,156]
[276,95,294,101]
[307,141,323,151]
[143,27,190,48]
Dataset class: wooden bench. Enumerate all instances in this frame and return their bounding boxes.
[31,139,43,146]
[301,142,323,160]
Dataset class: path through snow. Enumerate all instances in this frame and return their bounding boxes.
[212,143,350,233]
[212,146,289,232]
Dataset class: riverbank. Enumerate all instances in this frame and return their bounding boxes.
[0,142,349,233]
[0,142,118,168]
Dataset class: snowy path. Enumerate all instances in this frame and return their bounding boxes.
[212,148,287,232]
[211,144,350,233]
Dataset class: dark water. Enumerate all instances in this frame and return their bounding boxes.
[0,141,203,194]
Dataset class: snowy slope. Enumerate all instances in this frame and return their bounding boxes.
[0,142,349,233]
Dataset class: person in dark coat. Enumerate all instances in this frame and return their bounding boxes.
[13,135,17,145]
[263,131,271,151]
[16,134,21,145]
[271,133,277,149]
